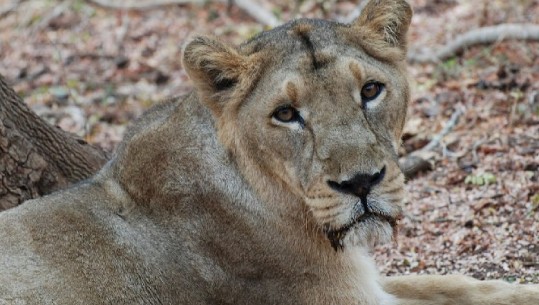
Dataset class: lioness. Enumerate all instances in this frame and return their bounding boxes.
[1,0,538,304]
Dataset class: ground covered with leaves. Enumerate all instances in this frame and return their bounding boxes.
[1,0,538,283]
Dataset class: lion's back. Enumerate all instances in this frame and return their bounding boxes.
[0,183,147,304]
[0,195,75,303]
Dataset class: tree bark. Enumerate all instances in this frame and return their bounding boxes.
[0,74,108,211]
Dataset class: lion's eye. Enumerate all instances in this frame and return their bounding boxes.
[360,82,384,103]
[272,105,300,123]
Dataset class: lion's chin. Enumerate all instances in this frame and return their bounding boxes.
[325,214,399,251]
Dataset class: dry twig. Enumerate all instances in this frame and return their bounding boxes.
[86,0,280,27]
[87,0,205,10]
[408,24,539,63]
[233,0,279,27]
[418,104,465,152]
[400,104,465,178]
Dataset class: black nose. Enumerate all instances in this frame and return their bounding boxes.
[327,166,386,198]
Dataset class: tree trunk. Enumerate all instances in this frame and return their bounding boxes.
[0,74,109,211]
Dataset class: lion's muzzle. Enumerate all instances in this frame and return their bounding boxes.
[323,166,400,250]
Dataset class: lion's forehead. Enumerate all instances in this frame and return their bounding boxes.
[257,56,391,105]
[241,19,341,55]
[239,21,364,75]
[241,19,406,102]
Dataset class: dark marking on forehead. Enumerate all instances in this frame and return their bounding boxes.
[290,23,333,70]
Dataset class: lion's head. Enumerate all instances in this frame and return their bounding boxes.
[182,0,412,251]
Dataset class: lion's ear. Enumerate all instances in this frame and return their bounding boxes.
[347,0,413,61]
[182,36,246,115]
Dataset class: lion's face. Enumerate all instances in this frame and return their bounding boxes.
[240,59,407,250]
[182,0,412,250]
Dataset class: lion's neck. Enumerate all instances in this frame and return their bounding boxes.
[213,124,395,304]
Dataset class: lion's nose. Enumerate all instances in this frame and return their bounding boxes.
[327,166,386,198]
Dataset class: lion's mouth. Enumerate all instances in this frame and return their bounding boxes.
[323,209,400,251]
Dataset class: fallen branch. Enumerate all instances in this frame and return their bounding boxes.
[400,104,465,178]
[408,23,539,63]
[418,104,465,152]
[399,155,432,179]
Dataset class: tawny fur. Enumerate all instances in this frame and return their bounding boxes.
[0,0,538,304]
